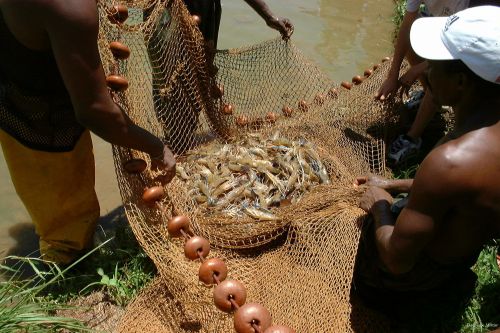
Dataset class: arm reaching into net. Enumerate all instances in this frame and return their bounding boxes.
[354,175,413,194]
[242,0,294,39]
[45,0,176,182]
[376,9,419,101]
[358,147,465,275]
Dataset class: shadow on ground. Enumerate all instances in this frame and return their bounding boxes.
[2,206,130,278]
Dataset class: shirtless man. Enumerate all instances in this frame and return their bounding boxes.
[355,5,500,324]
[0,0,175,264]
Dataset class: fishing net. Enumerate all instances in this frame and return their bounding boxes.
[97,0,408,331]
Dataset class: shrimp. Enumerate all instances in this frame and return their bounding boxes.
[217,186,245,208]
[175,165,190,180]
[213,179,237,197]
[264,171,285,194]
[249,147,267,159]
[243,206,280,221]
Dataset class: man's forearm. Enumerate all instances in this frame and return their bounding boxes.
[371,201,399,272]
[388,11,418,78]
[77,104,164,158]
[388,179,413,193]
[243,0,275,22]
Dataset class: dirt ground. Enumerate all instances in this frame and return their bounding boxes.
[57,291,125,333]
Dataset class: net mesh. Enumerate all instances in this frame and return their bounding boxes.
[97,0,406,331]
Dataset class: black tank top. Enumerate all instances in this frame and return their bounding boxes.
[0,11,84,152]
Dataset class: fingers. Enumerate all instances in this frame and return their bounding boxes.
[273,17,293,40]
[282,19,294,39]
[375,91,389,101]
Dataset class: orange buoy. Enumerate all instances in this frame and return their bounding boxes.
[109,41,131,60]
[266,112,278,123]
[236,115,248,127]
[341,81,352,90]
[192,15,201,25]
[282,106,293,117]
[314,94,325,106]
[298,100,308,112]
[106,75,129,91]
[222,104,233,115]
[107,5,128,24]
[352,75,364,85]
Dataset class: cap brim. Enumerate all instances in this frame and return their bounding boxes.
[410,16,454,60]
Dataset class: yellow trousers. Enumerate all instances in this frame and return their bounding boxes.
[0,130,100,264]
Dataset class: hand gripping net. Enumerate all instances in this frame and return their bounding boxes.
[98,0,402,331]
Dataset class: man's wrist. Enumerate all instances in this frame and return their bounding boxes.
[371,200,392,223]
[149,142,164,161]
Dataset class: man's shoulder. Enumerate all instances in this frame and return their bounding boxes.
[420,128,500,193]
[39,0,98,35]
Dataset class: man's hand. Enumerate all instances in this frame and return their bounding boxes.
[354,175,391,190]
[398,63,426,99]
[266,16,294,40]
[359,186,393,214]
[150,145,176,184]
[375,75,399,101]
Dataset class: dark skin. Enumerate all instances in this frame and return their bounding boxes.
[0,0,176,182]
[242,0,294,40]
[356,60,500,275]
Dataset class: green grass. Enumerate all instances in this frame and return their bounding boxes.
[0,254,98,332]
[460,242,500,333]
[392,0,407,41]
[43,222,156,307]
[1,221,155,331]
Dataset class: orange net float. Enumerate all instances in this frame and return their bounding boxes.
[265,112,278,123]
[328,87,339,98]
[236,115,249,127]
[282,105,293,117]
[341,81,353,90]
[184,236,210,260]
[107,4,129,24]
[191,15,201,25]
[313,94,325,106]
[199,258,228,285]
[213,280,247,313]
[122,158,147,174]
[222,104,234,115]
[106,75,129,91]
[352,75,364,85]
[167,215,191,237]
[109,41,131,60]
[142,186,165,207]
[298,99,308,112]
[234,303,272,333]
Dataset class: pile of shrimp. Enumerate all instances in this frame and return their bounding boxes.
[176,132,330,220]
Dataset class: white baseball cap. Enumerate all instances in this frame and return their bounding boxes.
[410,5,500,84]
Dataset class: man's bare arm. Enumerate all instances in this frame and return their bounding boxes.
[376,10,418,100]
[355,175,413,194]
[44,0,168,160]
[360,147,464,274]
[242,0,293,39]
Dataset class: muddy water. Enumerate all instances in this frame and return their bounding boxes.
[0,0,394,256]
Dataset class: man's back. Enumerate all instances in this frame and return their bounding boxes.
[424,120,500,265]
